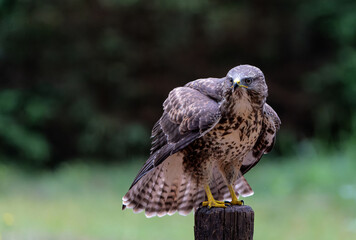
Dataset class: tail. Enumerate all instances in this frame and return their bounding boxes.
[122,153,206,217]
[122,155,254,217]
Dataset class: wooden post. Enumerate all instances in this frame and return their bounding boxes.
[194,205,254,240]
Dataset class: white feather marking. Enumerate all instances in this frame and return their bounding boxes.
[234,175,254,197]
[243,151,256,165]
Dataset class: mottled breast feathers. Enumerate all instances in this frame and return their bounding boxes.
[240,103,281,175]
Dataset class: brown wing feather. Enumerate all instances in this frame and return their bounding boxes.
[129,79,229,189]
[240,103,281,175]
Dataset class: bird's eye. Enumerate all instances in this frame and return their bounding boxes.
[244,78,253,85]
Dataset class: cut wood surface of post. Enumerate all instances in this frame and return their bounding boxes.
[194,205,254,240]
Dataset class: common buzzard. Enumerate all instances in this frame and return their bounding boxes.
[122,65,281,217]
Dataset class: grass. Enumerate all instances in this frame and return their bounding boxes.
[0,145,356,240]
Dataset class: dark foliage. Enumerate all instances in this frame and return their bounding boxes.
[0,0,355,167]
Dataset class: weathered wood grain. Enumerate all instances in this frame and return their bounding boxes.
[194,205,254,240]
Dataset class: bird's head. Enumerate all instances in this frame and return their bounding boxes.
[227,65,268,105]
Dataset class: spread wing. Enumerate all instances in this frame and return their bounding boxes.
[129,78,229,189]
[240,103,281,175]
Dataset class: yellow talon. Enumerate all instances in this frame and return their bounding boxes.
[201,200,226,208]
[228,185,244,205]
[202,185,227,208]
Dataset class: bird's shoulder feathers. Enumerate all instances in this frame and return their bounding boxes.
[129,77,231,188]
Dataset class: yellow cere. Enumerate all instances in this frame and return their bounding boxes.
[233,78,248,88]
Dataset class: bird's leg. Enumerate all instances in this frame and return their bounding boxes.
[201,184,226,208]
[227,185,244,205]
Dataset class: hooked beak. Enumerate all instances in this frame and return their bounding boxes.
[233,78,248,90]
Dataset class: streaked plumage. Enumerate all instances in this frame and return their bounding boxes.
[122,65,281,217]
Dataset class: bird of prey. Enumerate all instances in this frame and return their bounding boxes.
[122,65,280,217]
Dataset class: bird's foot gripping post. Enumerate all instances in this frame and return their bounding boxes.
[201,185,227,208]
[227,184,244,206]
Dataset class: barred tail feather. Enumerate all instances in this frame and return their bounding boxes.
[193,188,206,209]
[234,173,254,197]
[156,182,170,217]
[122,153,201,217]
[145,165,166,217]
[166,178,179,216]
[177,175,198,216]
[122,163,161,212]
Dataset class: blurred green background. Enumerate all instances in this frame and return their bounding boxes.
[0,0,356,239]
